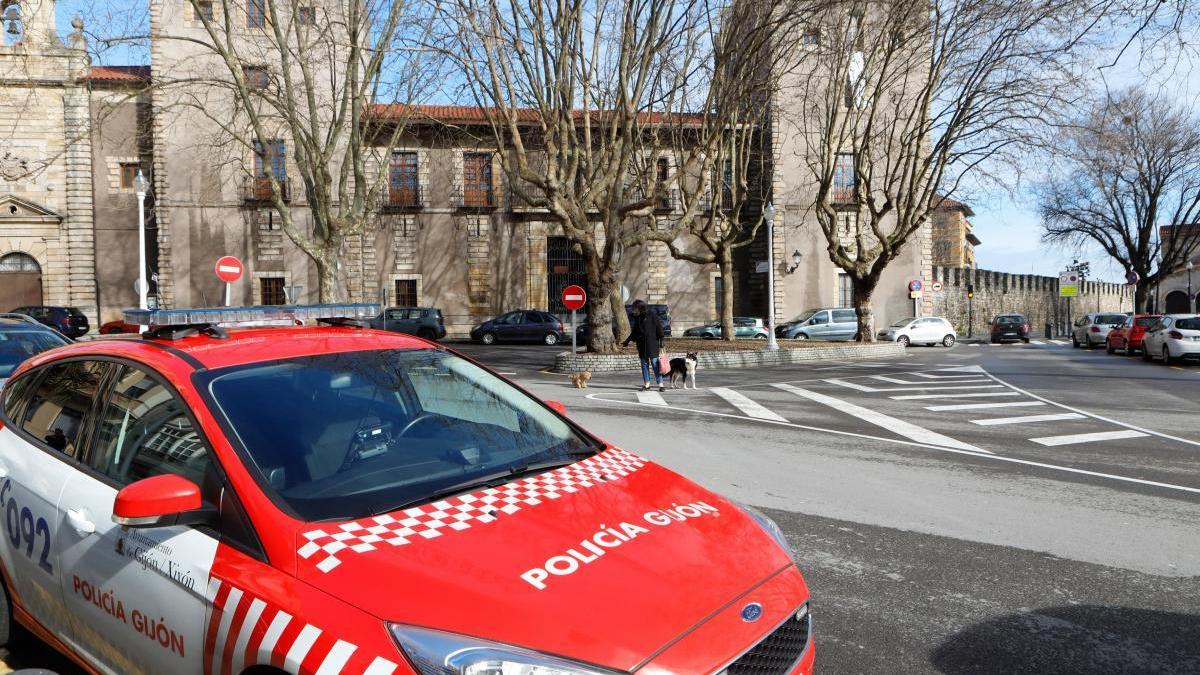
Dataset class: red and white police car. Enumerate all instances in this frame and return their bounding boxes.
[0,305,813,675]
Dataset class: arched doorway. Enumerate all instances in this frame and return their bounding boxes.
[0,252,42,310]
[1164,290,1190,314]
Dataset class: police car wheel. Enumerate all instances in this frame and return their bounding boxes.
[0,575,10,647]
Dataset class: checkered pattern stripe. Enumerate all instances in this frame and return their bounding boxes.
[298,448,647,573]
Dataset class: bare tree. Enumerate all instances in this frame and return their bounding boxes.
[155,0,437,301]
[443,0,798,352]
[786,0,1184,340]
[1039,88,1200,311]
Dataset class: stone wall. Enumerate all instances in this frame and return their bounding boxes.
[554,342,904,373]
[929,266,1133,337]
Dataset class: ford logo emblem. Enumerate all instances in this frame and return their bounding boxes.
[741,602,763,622]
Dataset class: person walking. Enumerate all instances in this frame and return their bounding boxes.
[623,299,665,391]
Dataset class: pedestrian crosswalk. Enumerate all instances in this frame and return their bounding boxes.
[962,339,1071,348]
[595,364,1180,456]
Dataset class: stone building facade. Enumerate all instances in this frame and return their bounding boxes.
[930,197,979,268]
[1,0,933,337]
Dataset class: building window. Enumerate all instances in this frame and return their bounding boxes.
[194,0,214,21]
[838,273,854,308]
[718,159,734,210]
[655,156,672,209]
[260,277,285,305]
[247,0,266,28]
[800,27,820,46]
[119,163,141,189]
[296,5,315,25]
[395,279,417,307]
[388,151,420,207]
[714,276,725,318]
[243,65,269,89]
[461,152,494,206]
[832,153,855,203]
[251,140,287,199]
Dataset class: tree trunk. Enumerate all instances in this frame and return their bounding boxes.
[314,249,341,303]
[585,257,619,353]
[852,276,878,342]
[1134,283,1148,313]
[719,252,735,341]
[611,286,630,345]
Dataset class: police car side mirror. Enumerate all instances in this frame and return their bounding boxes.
[113,474,216,529]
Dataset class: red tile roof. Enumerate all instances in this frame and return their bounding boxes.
[85,65,151,82]
[934,195,974,216]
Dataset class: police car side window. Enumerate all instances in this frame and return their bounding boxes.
[18,361,109,460]
[90,365,210,487]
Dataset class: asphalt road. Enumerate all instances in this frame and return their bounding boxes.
[6,337,1199,673]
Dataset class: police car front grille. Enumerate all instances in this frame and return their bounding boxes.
[725,609,811,675]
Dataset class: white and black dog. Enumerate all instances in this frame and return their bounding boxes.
[667,352,699,389]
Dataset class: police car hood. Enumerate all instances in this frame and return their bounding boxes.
[294,449,792,671]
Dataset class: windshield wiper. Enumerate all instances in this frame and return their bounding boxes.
[376,453,595,515]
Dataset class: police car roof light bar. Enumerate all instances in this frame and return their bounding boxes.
[123,304,380,340]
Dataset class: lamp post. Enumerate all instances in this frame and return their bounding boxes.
[134,169,149,311]
[764,202,779,351]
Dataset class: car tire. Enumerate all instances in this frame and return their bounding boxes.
[1163,347,1173,365]
[897,335,910,347]
[480,332,496,345]
[1022,337,1030,343]
[417,328,437,341]
[0,575,10,648]
[702,333,715,339]
[754,334,767,340]
[543,332,560,346]
[794,333,808,341]
[1142,346,1154,361]
[990,337,998,344]
[942,335,955,348]
[1106,339,1115,354]
[1072,335,1080,348]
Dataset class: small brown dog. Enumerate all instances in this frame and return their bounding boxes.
[570,369,592,388]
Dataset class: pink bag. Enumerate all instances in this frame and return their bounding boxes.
[657,355,671,375]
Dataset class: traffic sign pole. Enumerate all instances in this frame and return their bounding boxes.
[225,283,231,307]
[561,285,587,353]
[571,309,577,354]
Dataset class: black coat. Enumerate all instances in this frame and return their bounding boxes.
[624,313,664,359]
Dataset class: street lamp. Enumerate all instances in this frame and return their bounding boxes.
[134,169,150,312]
[764,202,779,351]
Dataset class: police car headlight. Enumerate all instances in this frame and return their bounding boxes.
[738,503,793,558]
[390,624,618,675]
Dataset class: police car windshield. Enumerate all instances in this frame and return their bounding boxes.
[201,349,598,522]
[0,329,69,377]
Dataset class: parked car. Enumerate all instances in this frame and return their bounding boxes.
[684,317,769,339]
[1106,314,1161,355]
[1072,312,1129,349]
[9,305,90,338]
[776,308,859,341]
[471,310,566,345]
[370,306,447,341]
[0,314,70,388]
[877,316,957,347]
[99,318,141,334]
[1141,314,1200,364]
[990,313,1030,343]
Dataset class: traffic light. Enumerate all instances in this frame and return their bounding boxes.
[967,283,974,300]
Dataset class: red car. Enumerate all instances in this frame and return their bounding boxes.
[99,318,141,334]
[1106,314,1161,354]
[0,305,813,675]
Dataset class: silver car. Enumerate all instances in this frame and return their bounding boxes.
[1072,312,1129,349]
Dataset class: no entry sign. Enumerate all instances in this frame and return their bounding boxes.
[562,285,587,311]
[215,256,244,283]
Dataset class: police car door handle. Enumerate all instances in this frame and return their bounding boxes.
[66,508,96,536]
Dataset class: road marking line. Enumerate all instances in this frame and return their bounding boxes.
[970,413,1085,426]
[635,391,668,406]
[774,383,988,453]
[1029,429,1149,446]
[911,373,987,379]
[1029,340,1045,345]
[890,392,1021,400]
[978,371,1200,449]
[585,393,1200,494]
[824,378,1004,393]
[710,387,787,422]
[871,375,988,385]
[926,401,1047,411]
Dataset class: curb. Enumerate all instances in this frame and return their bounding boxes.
[553,343,906,373]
